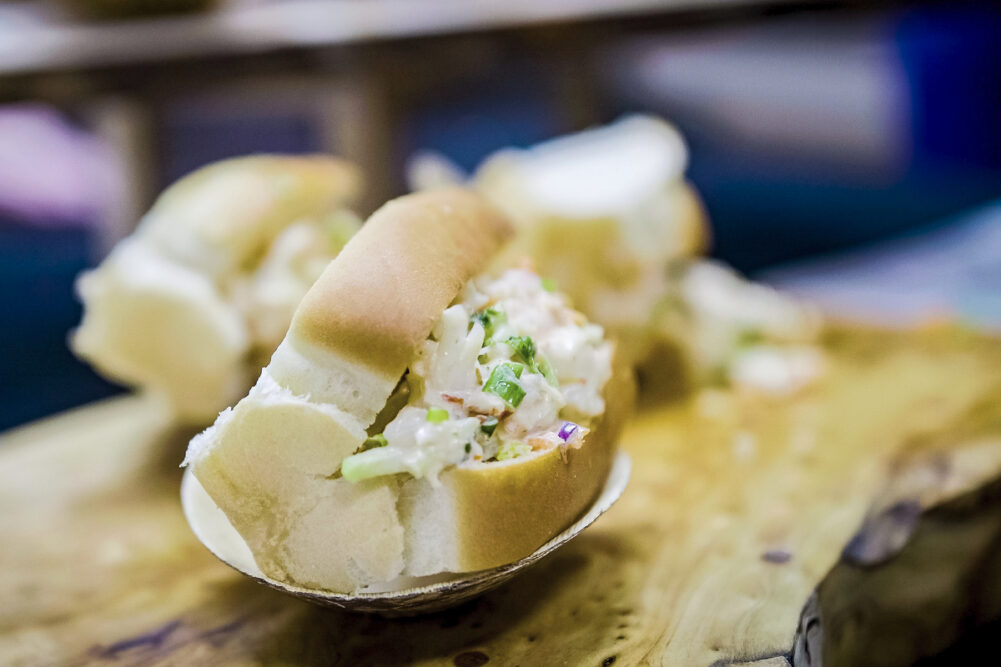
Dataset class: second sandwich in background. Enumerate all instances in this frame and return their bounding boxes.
[72,155,364,423]
[410,115,824,398]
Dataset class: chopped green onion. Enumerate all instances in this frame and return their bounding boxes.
[480,417,499,436]
[506,335,536,366]
[505,335,558,386]
[464,443,472,454]
[359,433,388,452]
[496,440,532,461]
[541,277,557,292]
[472,307,506,342]
[426,407,449,423]
[483,362,526,407]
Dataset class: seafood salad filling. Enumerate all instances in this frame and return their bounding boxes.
[341,269,613,483]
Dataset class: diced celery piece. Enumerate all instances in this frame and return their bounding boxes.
[496,440,531,461]
[426,407,449,423]
[340,447,405,483]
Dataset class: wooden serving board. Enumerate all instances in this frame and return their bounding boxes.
[2,327,1001,666]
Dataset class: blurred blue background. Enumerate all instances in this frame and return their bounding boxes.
[2,0,1001,431]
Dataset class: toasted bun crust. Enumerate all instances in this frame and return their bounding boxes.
[454,355,633,570]
[292,187,512,379]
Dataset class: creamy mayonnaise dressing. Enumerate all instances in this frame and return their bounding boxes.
[340,269,613,484]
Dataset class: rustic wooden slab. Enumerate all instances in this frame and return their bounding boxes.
[2,327,1001,666]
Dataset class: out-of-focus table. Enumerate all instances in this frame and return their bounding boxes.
[3,326,1001,665]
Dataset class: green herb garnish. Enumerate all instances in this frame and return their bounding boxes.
[506,335,558,386]
[506,335,536,365]
[426,407,449,423]
[472,307,506,342]
[537,357,559,387]
[480,417,499,436]
[464,443,472,454]
[483,362,526,407]
[541,277,557,293]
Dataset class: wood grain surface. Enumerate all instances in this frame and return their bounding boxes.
[2,327,1001,666]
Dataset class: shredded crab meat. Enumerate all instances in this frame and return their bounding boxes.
[340,269,612,484]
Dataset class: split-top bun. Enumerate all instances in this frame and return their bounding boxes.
[185,187,628,593]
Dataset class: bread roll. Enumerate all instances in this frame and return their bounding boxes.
[73,155,363,422]
[185,188,631,592]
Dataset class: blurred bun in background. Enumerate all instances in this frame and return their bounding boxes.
[410,116,823,398]
[72,155,363,423]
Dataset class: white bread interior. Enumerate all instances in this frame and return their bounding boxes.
[187,370,403,591]
[72,155,362,422]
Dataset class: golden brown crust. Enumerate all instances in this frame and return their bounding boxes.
[444,346,635,571]
[290,188,513,380]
